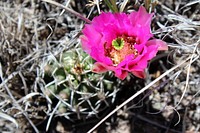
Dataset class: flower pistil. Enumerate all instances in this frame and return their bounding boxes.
[105,35,139,66]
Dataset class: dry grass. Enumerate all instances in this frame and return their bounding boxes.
[0,0,200,133]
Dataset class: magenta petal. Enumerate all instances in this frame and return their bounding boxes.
[115,69,128,80]
[147,39,168,51]
[81,6,168,80]
[144,45,158,60]
[137,6,154,26]
[80,36,90,53]
[129,6,153,28]
[128,6,154,43]
[92,12,115,31]
[92,62,108,73]
[132,71,146,79]
[90,46,113,65]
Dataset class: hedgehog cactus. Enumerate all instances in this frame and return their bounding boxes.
[44,47,118,119]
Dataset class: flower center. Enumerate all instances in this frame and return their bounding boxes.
[112,37,125,50]
[104,35,139,66]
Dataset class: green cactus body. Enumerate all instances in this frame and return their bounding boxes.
[44,48,118,119]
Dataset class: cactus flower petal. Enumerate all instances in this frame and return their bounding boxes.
[147,39,169,51]
[81,6,168,80]
[92,62,109,73]
[132,71,146,79]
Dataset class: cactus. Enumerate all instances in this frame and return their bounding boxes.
[44,47,118,119]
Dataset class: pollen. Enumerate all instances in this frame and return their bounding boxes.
[105,35,139,66]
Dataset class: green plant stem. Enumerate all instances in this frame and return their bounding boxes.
[104,0,115,12]
[145,0,151,12]
[104,0,118,12]
[110,0,119,12]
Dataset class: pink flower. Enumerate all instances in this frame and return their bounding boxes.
[81,6,168,80]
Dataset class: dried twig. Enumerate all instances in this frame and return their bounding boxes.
[41,0,91,23]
